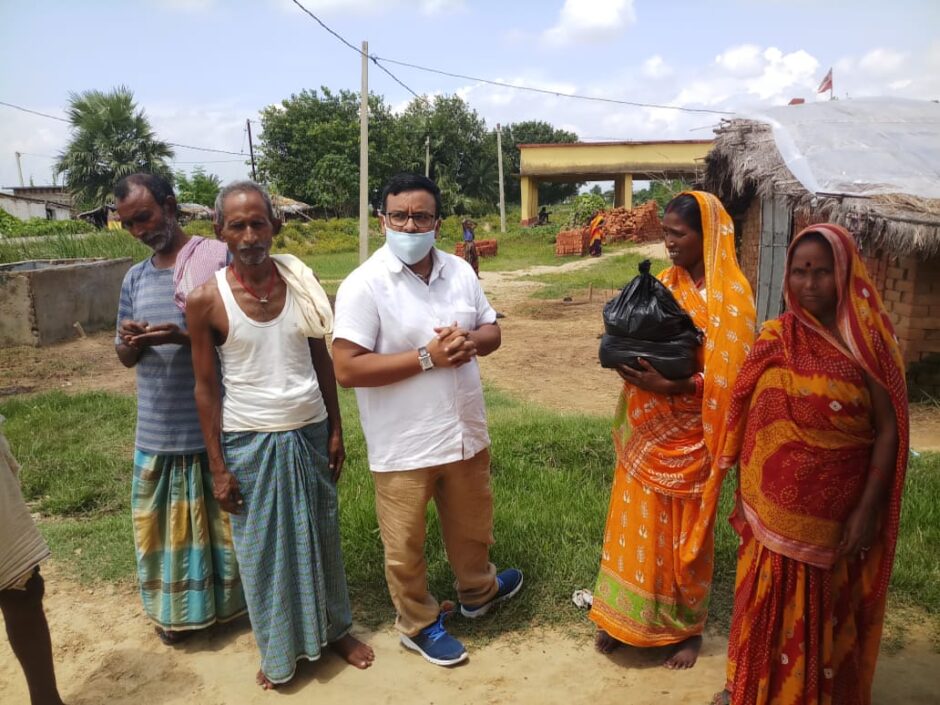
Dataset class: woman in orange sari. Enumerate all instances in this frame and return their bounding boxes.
[715,224,908,704]
[589,192,756,668]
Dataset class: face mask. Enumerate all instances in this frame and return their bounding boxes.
[385,227,436,265]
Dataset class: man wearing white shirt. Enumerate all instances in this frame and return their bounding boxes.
[333,173,523,667]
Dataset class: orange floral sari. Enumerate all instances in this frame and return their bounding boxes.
[589,192,756,645]
[721,224,909,705]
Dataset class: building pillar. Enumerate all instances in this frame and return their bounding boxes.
[520,176,539,226]
[614,174,633,209]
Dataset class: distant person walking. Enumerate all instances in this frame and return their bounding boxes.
[113,173,244,646]
[588,212,605,257]
[462,218,480,277]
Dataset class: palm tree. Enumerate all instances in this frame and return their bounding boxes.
[55,86,174,209]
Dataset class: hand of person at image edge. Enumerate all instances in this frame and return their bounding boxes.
[617,357,695,396]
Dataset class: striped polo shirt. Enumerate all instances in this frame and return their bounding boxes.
[116,258,205,454]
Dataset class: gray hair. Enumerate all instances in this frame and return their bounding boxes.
[214,180,276,226]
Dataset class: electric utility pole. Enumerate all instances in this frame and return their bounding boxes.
[359,40,370,264]
[496,124,506,233]
[246,119,257,181]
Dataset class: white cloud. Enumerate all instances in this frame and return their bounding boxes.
[642,55,671,79]
[714,44,764,76]
[859,48,908,76]
[542,0,636,47]
[744,47,818,100]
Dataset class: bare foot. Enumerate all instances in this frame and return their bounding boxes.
[330,633,375,669]
[155,627,192,646]
[664,635,702,669]
[256,669,277,690]
[594,629,623,654]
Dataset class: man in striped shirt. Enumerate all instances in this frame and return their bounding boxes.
[114,173,245,645]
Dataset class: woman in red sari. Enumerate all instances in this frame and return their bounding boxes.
[715,224,909,704]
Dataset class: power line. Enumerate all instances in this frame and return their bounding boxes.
[373,56,734,116]
[0,99,246,156]
[289,0,425,102]
[284,1,731,116]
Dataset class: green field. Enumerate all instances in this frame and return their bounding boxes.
[3,390,937,640]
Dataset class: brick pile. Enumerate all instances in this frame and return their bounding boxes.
[594,201,663,244]
[632,201,663,242]
[454,239,498,258]
[554,228,589,256]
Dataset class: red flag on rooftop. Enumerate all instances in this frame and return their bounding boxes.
[817,68,833,94]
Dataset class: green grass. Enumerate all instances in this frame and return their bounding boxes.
[0,231,150,264]
[526,250,670,300]
[2,390,937,639]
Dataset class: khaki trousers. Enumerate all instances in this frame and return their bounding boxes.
[372,448,498,636]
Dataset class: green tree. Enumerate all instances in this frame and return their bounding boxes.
[398,94,496,212]
[633,179,691,214]
[55,86,174,209]
[175,167,222,206]
[501,121,580,205]
[257,87,408,216]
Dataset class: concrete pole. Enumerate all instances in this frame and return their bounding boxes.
[424,135,430,178]
[359,40,369,264]
[15,152,25,187]
[246,119,257,181]
[496,124,506,234]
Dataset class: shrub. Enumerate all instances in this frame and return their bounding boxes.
[0,213,97,238]
[568,193,607,228]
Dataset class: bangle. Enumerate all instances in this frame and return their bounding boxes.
[693,373,705,396]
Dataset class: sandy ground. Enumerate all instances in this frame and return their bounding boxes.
[1,245,939,704]
[1,563,938,705]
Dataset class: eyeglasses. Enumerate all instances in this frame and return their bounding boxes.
[384,211,438,229]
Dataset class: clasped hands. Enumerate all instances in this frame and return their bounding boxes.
[427,321,476,368]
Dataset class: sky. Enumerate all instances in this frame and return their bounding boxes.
[0,0,937,191]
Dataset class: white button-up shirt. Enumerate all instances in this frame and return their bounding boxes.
[333,245,497,472]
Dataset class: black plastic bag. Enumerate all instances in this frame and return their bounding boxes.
[598,259,703,380]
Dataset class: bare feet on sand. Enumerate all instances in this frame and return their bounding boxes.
[594,629,623,654]
[330,633,375,669]
[256,670,277,690]
[663,635,702,669]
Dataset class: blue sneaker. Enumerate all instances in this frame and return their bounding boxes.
[400,614,468,666]
[460,568,524,619]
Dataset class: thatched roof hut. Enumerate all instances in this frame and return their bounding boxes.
[703,98,940,397]
[705,117,940,258]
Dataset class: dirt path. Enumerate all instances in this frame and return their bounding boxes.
[1,565,938,705]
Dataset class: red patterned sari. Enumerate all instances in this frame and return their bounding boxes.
[721,224,909,705]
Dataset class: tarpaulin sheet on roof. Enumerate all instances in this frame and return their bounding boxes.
[743,97,940,199]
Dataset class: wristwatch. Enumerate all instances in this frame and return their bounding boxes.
[418,346,434,371]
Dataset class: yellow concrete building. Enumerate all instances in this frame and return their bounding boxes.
[518,140,713,224]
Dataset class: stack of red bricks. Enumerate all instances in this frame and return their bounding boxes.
[454,239,498,258]
[554,228,589,256]
[592,201,663,244]
[631,201,663,242]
